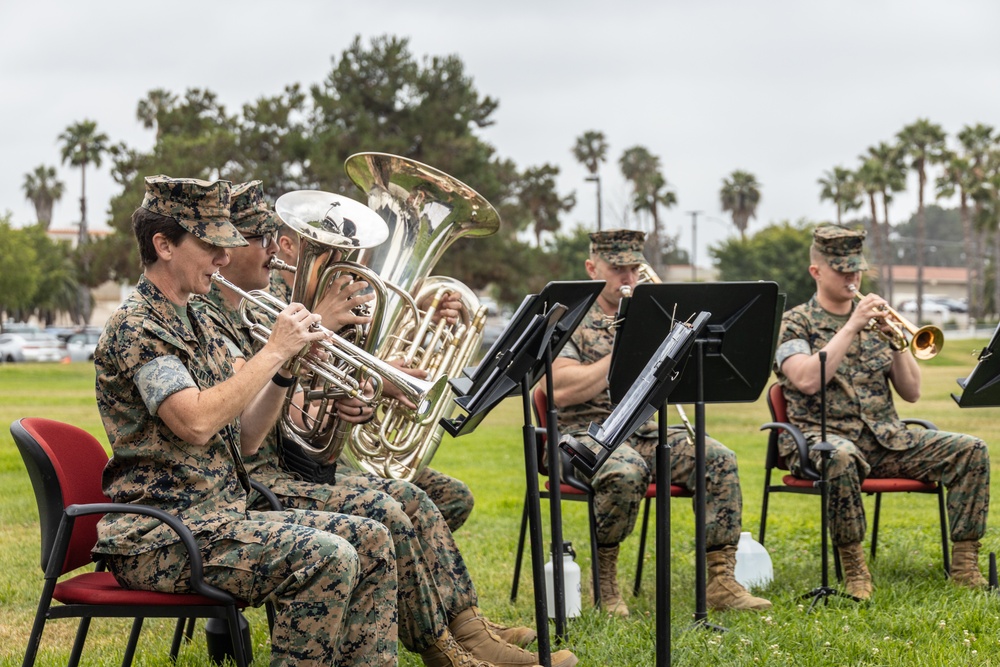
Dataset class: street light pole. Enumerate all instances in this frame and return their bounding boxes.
[687,210,701,282]
[586,174,602,232]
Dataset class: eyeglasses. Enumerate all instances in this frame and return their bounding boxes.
[244,232,276,248]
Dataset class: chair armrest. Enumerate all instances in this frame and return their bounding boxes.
[903,418,937,430]
[249,479,284,511]
[60,502,237,604]
[760,420,819,481]
[558,450,594,494]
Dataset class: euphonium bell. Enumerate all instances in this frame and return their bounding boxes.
[848,285,944,360]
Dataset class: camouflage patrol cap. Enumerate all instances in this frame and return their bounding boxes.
[813,223,869,272]
[589,229,646,266]
[140,175,247,248]
[230,180,282,236]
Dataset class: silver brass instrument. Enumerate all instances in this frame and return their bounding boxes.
[257,190,451,462]
[848,284,943,360]
[331,152,500,481]
[617,260,695,439]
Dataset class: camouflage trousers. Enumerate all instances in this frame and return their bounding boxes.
[792,427,990,546]
[252,470,478,654]
[107,509,397,667]
[574,428,744,549]
[412,466,476,533]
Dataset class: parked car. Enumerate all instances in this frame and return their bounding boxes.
[0,333,65,362]
[65,330,100,362]
[928,296,968,313]
[896,299,950,317]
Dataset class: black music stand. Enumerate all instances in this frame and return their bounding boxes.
[442,281,602,664]
[952,323,1000,407]
[608,282,783,632]
[561,313,709,667]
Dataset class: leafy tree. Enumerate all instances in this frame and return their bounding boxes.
[618,145,659,230]
[517,164,575,246]
[631,171,677,274]
[954,124,998,317]
[719,170,761,241]
[572,131,608,231]
[935,150,977,313]
[21,165,64,230]
[231,85,310,201]
[21,226,81,325]
[897,119,947,321]
[709,220,815,309]
[862,141,907,304]
[58,119,109,248]
[817,166,862,226]
[0,216,41,323]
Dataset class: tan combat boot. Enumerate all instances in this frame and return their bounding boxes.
[951,540,987,588]
[479,612,537,648]
[597,545,630,617]
[450,607,577,667]
[420,628,493,667]
[705,545,772,611]
[837,542,873,600]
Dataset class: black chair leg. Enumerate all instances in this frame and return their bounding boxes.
[67,617,93,667]
[871,493,882,562]
[184,616,196,640]
[510,495,529,603]
[759,472,772,546]
[120,617,143,667]
[633,496,651,597]
[169,618,187,662]
[587,496,601,608]
[226,607,250,667]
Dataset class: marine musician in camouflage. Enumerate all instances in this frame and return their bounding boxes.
[775,223,990,600]
[270,222,477,533]
[193,182,577,667]
[552,229,770,616]
[94,175,398,666]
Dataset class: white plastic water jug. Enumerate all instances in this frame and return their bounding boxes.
[544,541,582,618]
[734,531,773,590]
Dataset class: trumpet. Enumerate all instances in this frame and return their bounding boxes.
[210,272,450,416]
[848,285,944,360]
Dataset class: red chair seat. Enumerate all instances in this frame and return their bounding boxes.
[54,571,240,607]
[646,483,692,499]
[544,481,590,497]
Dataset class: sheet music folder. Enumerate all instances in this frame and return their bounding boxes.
[952,323,1000,407]
[441,281,603,437]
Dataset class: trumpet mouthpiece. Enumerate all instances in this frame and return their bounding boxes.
[619,285,632,298]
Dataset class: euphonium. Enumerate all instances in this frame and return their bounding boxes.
[336,152,501,481]
[266,189,451,463]
[847,285,944,360]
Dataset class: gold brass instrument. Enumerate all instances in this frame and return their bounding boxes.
[848,285,944,360]
[328,152,500,481]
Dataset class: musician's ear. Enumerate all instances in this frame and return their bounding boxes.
[585,258,599,279]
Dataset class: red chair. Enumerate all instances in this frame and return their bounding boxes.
[11,417,253,667]
[510,389,691,605]
[759,384,950,576]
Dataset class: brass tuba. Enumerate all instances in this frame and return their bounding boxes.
[336,152,501,481]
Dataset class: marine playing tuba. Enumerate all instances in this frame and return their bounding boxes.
[335,152,501,481]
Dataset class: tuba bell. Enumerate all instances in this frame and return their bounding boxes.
[335,152,501,481]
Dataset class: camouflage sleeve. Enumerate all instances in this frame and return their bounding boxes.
[135,355,197,415]
[774,309,812,370]
[558,335,583,362]
[222,335,244,360]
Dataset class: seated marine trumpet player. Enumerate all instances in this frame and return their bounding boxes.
[775,223,989,600]
[550,229,771,616]
[193,181,578,667]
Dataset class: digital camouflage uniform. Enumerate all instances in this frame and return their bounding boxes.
[557,299,745,549]
[269,254,475,532]
[96,274,397,667]
[193,185,479,655]
[775,295,990,546]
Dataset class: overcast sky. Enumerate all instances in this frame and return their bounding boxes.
[2,1,998,267]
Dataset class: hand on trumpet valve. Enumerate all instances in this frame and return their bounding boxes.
[315,275,374,331]
[268,303,326,359]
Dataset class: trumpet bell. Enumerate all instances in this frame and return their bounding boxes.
[275,190,389,250]
[911,325,944,360]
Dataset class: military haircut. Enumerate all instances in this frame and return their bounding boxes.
[132,206,188,267]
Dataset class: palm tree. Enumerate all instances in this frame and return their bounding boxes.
[518,164,575,247]
[956,124,997,317]
[897,119,947,322]
[631,171,677,274]
[855,158,887,288]
[136,88,178,141]
[719,170,761,241]
[864,142,907,304]
[817,166,862,225]
[619,145,660,230]
[58,119,109,248]
[572,131,608,231]
[21,165,65,230]
[935,150,976,314]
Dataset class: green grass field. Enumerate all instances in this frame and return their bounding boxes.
[3,342,1000,666]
